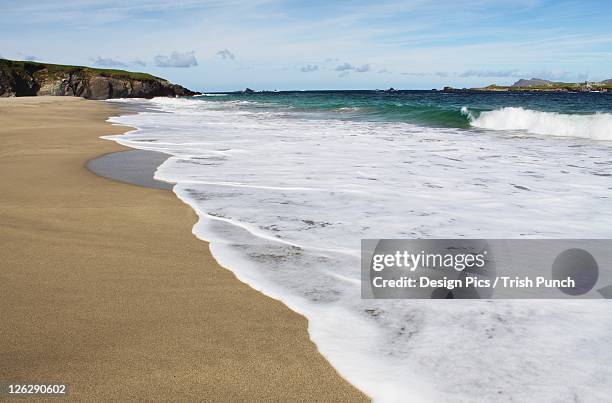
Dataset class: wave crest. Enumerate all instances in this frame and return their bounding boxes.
[464,106,612,140]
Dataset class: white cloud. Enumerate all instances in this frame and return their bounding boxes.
[334,63,353,71]
[154,51,198,68]
[91,56,127,67]
[335,63,370,75]
[216,49,235,60]
[459,69,521,78]
[300,64,318,72]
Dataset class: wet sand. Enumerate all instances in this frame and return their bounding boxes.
[0,97,367,401]
[87,150,173,190]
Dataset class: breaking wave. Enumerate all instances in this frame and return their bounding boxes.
[464,106,612,140]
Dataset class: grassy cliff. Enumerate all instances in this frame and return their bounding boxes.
[1,59,161,81]
[0,58,199,99]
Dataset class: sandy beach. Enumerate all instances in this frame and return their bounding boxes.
[0,97,367,401]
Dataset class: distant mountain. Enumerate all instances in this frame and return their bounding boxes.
[511,78,555,87]
[511,77,612,88]
[0,58,200,99]
[471,77,612,92]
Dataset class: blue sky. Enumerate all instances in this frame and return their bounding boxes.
[1,0,611,91]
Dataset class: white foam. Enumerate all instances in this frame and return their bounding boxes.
[105,97,612,402]
[465,106,612,140]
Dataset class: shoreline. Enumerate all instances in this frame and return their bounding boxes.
[0,96,367,401]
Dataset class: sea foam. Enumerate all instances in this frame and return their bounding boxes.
[105,97,612,402]
[464,106,612,140]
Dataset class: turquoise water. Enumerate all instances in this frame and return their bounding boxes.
[202,90,612,129]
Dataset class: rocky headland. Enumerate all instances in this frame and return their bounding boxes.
[0,58,200,99]
[443,77,612,93]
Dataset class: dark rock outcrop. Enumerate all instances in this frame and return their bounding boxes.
[0,58,200,99]
[442,86,468,92]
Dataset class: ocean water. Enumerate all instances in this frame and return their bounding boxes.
[106,91,612,402]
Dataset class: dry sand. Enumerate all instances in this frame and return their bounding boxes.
[0,97,368,401]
